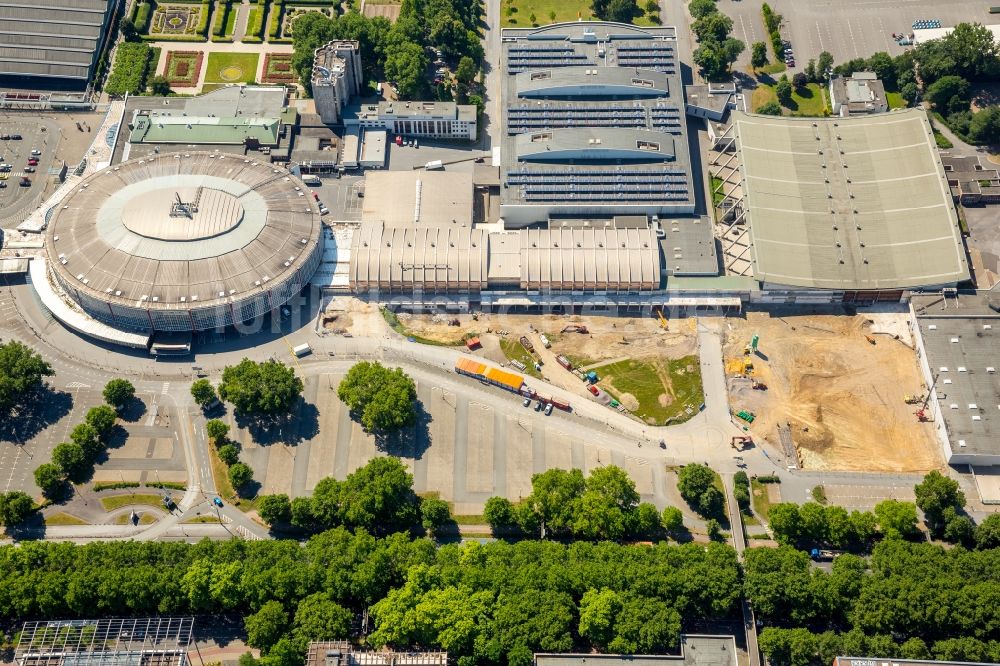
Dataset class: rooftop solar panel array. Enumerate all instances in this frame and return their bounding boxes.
[508,168,690,202]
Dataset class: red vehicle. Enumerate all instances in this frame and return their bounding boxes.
[27,159,38,166]
[311,191,319,200]
[395,135,403,146]
[588,385,599,396]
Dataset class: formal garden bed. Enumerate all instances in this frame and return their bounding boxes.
[151,3,203,35]
[261,53,296,84]
[163,50,204,86]
[279,5,333,38]
[204,51,260,84]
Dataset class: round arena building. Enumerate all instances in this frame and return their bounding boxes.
[45,152,323,332]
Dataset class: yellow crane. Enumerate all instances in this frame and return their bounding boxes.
[654,307,668,330]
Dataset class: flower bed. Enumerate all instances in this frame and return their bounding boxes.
[261,53,296,84]
[164,50,204,86]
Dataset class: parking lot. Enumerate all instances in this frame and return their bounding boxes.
[721,0,991,72]
[0,118,61,226]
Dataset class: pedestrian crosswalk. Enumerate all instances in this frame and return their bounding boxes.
[161,382,170,395]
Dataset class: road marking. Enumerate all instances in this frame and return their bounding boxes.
[66,381,90,389]
[4,446,22,492]
[815,21,825,51]
[161,382,170,395]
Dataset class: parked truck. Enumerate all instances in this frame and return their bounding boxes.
[810,549,843,561]
[556,355,573,370]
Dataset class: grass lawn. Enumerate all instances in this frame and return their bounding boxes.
[886,91,907,109]
[100,493,171,511]
[501,0,592,27]
[204,52,259,84]
[113,512,158,525]
[499,338,542,378]
[209,442,238,502]
[751,478,774,520]
[757,62,786,75]
[753,82,828,116]
[592,355,703,425]
[44,512,90,526]
[710,175,725,207]
[224,2,238,34]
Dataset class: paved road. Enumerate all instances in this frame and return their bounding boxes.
[480,0,502,150]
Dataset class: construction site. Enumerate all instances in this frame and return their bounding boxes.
[722,309,942,471]
[380,311,703,425]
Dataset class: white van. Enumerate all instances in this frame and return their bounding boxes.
[292,343,312,357]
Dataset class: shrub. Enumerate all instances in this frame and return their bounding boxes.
[135,1,154,32]
[105,42,152,96]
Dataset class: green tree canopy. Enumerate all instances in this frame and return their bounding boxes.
[245,600,290,651]
[484,496,517,534]
[751,40,768,69]
[969,106,1000,145]
[103,378,135,409]
[689,0,718,19]
[874,499,919,539]
[85,405,118,439]
[206,419,230,443]
[52,442,89,480]
[420,497,453,535]
[293,592,352,643]
[34,462,64,497]
[924,75,970,110]
[0,340,53,417]
[258,494,292,525]
[190,379,217,407]
[149,75,171,96]
[217,444,240,467]
[384,41,429,99]
[975,512,1000,549]
[0,491,34,527]
[775,75,793,105]
[70,423,103,461]
[677,463,724,518]
[337,362,417,433]
[228,462,254,493]
[219,359,303,416]
[757,100,782,115]
[914,470,965,535]
[578,588,621,647]
[661,505,684,533]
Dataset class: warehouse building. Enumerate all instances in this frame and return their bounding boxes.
[829,72,888,117]
[715,109,969,303]
[911,290,1000,467]
[0,0,120,86]
[500,22,696,226]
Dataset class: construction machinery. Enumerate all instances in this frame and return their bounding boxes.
[731,435,752,451]
[736,410,755,423]
[904,394,923,404]
[654,307,669,330]
[561,325,589,334]
[752,380,767,391]
[865,334,876,345]
[744,333,760,355]
[914,374,939,422]
[743,357,754,375]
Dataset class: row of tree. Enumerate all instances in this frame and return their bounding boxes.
[759,627,1000,666]
[482,466,682,542]
[33,386,125,499]
[205,419,256,495]
[0,531,741,666]
[746,540,1000,641]
[689,0,744,81]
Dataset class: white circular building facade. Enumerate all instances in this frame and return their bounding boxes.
[46,152,323,332]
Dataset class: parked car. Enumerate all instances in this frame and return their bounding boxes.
[30,149,41,156]
[23,166,34,173]
[544,403,553,415]
[523,397,531,407]
[11,134,22,140]
[213,497,224,508]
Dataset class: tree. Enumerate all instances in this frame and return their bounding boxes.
[528,12,536,25]
[914,470,965,535]
[103,378,135,409]
[677,464,723,518]
[942,507,975,546]
[775,75,792,105]
[149,75,171,96]
[688,0,717,20]
[384,40,428,99]
[52,442,89,480]
[706,518,723,541]
[420,497,453,535]
[293,592,352,642]
[974,512,1000,549]
[874,499,919,538]
[524,468,585,537]
[34,462,64,497]
[661,506,684,534]
[258,494,292,525]
[190,379,217,408]
[692,12,733,43]
[455,56,477,85]
[85,405,117,439]
[645,0,658,14]
[70,423,103,461]
[217,444,240,466]
[309,456,420,534]
[0,340,53,417]
[572,465,640,541]
[901,82,918,105]
[804,59,817,82]
[757,100,782,115]
[337,362,417,433]
[484,496,517,534]
[767,503,802,544]
[866,51,896,87]
[578,588,621,648]
[751,41,768,69]
[0,491,34,527]
[609,596,680,654]
[206,419,230,443]
[548,10,556,22]
[969,106,1000,145]
[817,51,834,82]
[792,72,807,88]
[925,75,970,110]
[605,0,634,23]
[120,17,137,41]
[219,359,303,416]
[245,600,289,651]
[228,462,254,492]
[693,44,723,79]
